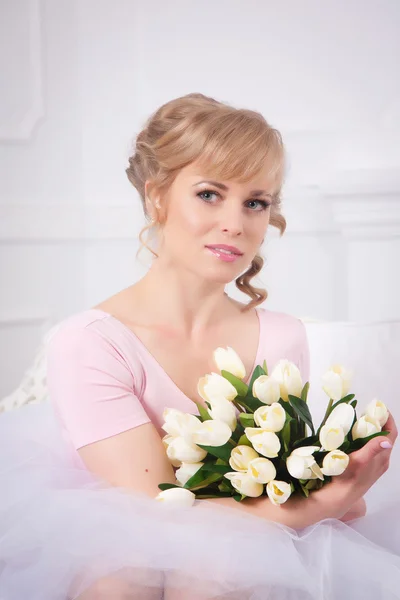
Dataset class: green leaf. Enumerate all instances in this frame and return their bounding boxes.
[233,494,242,502]
[184,471,222,491]
[262,360,268,375]
[194,401,212,421]
[241,395,265,412]
[301,382,310,403]
[278,399,296,418]
[288,395,315,436]
[197,441,233,462]
[350,430,390,451]
[237,434,252,447]
[221,370,248,397]
[300,484,310,498]
[200,464,231,475]
[282,418,293,452]
[218,480,234,493]
[158,483,181,491]
[239,413,255,428]
[350,400,358,409]
[292,434,319,450]
[195,492,232,499]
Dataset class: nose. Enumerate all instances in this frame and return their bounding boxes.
[220,204,243,237]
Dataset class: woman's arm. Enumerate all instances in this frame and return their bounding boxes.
[77,413,397,530]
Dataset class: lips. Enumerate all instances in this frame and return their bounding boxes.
[205,244,243,256]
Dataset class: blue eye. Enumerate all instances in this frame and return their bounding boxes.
[246,200,271,211]
[197,190,219,203]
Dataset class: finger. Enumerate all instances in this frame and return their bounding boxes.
[385,413,398,445]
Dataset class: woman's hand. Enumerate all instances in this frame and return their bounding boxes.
[327,412,398,518]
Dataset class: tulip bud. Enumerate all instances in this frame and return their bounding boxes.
[224,471,264,498]
[155,488,196,507]
[266,480,292,506]
[286,446,323,480]
[351,415,381,441]
[269,360,303,402]
[319,424,345,451]
[208,396,237,431]
[214,346,246,380]
[175,462,204,486]
[254,403,286,432]
[166,436,207,466]
[162,408,202,441]
[252,375,281,405]
[321,450,349,476]
[229,445,260,472]
[245,428,281,458]
[325,403,355,436]
[198,372,238,404]
[364,399,389,428]
[322,365,352,401]
[191,419,232,447]
[248,457,277,484]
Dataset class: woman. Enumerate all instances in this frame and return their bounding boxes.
[1,93,399,599]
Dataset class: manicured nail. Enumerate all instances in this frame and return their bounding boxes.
[380,441,392,449]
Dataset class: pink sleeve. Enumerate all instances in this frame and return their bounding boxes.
[46,324,151,450]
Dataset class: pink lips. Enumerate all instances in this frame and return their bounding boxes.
[205,244,244,263]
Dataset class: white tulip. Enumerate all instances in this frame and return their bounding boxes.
[229,445,259,472]
[166,436,207,466]
[214,346,246,380]
[252,375,281,405]
[175,462,204,486]
[321,450,349,476]
[248,457,277,484]
[325,403,355,436]
[269,360,303,402]
[245,428,281,458]
[191,419,233,447]
[254,403,286,432]
[208,396,237,431]
[352,415,381,441]
[319,424,345,451]
[155,488,196,507]
[365,399,389,428]
[162,408,202,441]
[286,446,324,480]
[198,372,238,404]
[224,471,264,498]
[266,480,292,506]
[322,365,352,401]
[161,434,175,450]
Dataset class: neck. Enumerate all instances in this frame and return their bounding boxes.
[132,258,239,337]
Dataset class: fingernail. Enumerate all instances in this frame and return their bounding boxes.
[380,441,392,449]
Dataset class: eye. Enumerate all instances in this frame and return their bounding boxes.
[246,199,271,212]
[197,189,220,203]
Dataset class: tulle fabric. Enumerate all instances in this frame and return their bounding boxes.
[1,402,400,600]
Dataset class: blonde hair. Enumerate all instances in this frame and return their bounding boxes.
[126,93,287,311]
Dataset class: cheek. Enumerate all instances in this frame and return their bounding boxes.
[166,198,210,237]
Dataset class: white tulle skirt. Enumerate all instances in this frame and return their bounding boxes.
[1,402,400,600]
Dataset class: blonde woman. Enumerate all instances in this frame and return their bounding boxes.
[0,94,398,600]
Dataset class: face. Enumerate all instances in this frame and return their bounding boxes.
[152,161,275,283]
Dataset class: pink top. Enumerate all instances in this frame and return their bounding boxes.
[46,308,310,450]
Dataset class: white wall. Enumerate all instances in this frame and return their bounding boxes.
[1,0,400,399]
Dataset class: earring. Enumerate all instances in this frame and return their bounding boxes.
[155,199,161,210]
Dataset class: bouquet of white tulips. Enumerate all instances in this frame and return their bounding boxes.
[156,348,390,507]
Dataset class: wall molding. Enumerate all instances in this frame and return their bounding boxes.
[0,0,44,141]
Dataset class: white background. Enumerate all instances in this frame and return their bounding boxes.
[1,0,399,400]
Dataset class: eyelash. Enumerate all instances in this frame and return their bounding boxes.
[197,190,271,211]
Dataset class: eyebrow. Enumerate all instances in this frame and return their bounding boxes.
[193,180,273,198]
